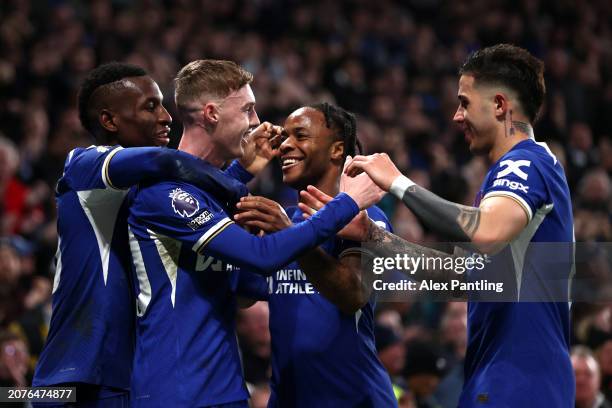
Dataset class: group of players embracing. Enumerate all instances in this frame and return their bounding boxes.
[34,43,575,408]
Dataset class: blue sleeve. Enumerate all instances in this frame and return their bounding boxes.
[223,160,254,184]
[106,147,248,203]
[130,182,359,275]
[57,145,121,192]
[482,151,548,221]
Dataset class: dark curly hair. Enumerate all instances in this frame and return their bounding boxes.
[459,44,545,123]
[308,102,363,159]
[77,62,147,136]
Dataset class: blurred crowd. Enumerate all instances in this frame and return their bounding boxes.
[0,0,611,407]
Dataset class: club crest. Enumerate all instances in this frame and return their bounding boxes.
[169,188,200,218]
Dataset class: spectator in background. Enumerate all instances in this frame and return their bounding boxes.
[0,330,30,388]
[0,330,31,408]
[402,341,447,408]
[0,239,24,327]
[434,302,468,408]
[375,322,407,400]
[596,339,612,402]
[572,345,612,408]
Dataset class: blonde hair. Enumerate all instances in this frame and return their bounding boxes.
[174,60,253,114]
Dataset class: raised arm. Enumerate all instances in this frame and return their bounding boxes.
[345,153,528,254]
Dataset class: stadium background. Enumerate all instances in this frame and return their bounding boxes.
[0,0,610,406]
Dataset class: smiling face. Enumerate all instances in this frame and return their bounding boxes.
[279,107,343,191]
[453,75,498,156]
[111,76,172,147]
[213,84,260,160]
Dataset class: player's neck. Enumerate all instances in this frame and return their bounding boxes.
[314,168,341,197]
[489,121,534,163]
[178,128,225,168]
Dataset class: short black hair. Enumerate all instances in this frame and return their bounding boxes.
[459,44,545,123]
[77,62,147,135]
[308,102,363,159]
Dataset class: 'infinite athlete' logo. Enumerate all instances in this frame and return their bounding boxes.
[169,188,200,218]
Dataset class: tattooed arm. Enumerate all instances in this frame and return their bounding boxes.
[345,153,528,254]
[299,187,469,289]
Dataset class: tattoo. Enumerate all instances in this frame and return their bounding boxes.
[505,109,513,137]
[457,206,481,238]
[364,227,466,294]
[511,120,533,137]
[400,185,479,242]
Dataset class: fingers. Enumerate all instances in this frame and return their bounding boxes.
[297,202,315,218]
[233,209,276,224]
[235,196,280,222]
[342,155,352,174]
[305,185,333,204]
[344,160,366,177]
[237,195,279,211]
[299,189,325,211]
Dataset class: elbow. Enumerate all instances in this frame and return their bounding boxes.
[471,230,508,255]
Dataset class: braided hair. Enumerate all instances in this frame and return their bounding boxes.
[308,102,363,159]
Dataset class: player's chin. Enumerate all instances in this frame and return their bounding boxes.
[233,144,245,160]
[152,135,170,147]
[281,170,302,188]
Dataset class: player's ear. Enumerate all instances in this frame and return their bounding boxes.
[330,141,344,162]
[494,93,508,119]
[203,102,220,126]
[99,109,118,133]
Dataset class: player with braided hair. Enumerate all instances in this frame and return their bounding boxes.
[309,102,363,159]
[233,103,397,407]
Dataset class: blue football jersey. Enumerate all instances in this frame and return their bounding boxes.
[460,139,575,407]
[266,206,398,408]
[127,180,360,407]
[128,182,249,407]
[34,146,135,390]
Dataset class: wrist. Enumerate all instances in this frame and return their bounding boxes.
[363,217,377,242]
[389,175,415,199]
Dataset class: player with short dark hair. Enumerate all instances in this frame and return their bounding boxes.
[126,60,383,407]
[32,62,263,407]
[310,44,574,407]
[233,102,398,407]
[458,43,545,124]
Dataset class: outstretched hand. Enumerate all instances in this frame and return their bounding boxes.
[240,122,283,175]
[344,153,403,192]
